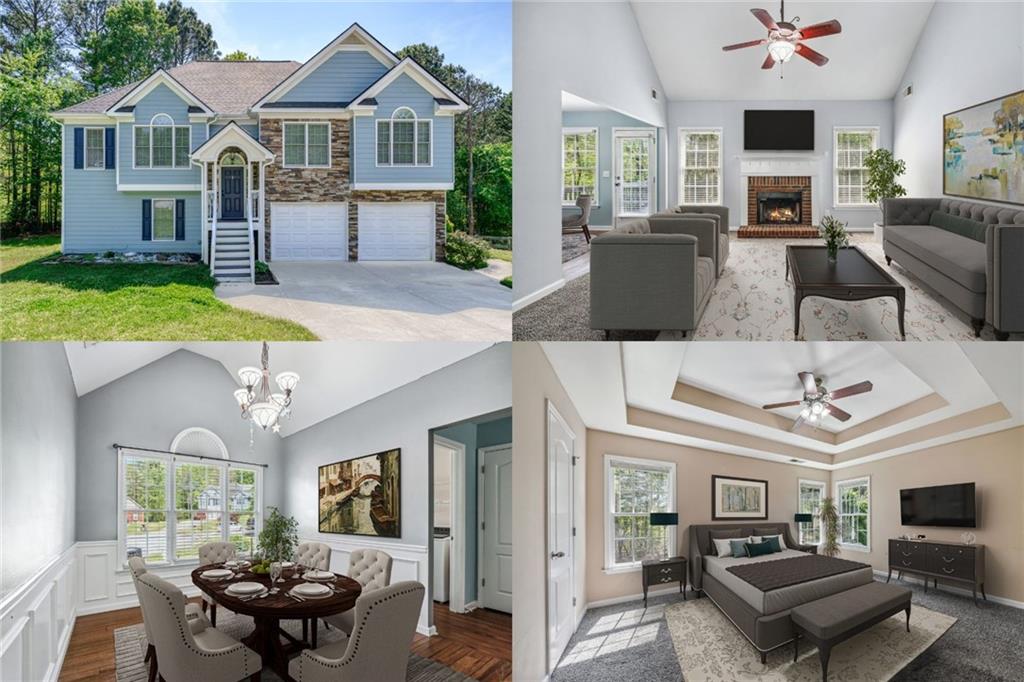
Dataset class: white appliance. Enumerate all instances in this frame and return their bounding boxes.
[433,534,451,603]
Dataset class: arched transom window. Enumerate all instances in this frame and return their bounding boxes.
[377,107,431,166]
[134,112,191,169]
[220,152,246,167]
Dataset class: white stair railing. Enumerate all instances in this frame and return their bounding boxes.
[246,214,255,284]
[209,189,218,278]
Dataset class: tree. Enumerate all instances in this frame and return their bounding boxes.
[396,42,447,78]
[61,0,117,76]
[0,0,66,56]
[160,0,218,65]
[223,49,256,61]
[81,0,173,90]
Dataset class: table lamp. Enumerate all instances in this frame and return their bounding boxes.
[794,513,813,523]
[650,512,679,560]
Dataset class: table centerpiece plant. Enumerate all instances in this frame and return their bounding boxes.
[253,506,298,574]
[819,215,850,264]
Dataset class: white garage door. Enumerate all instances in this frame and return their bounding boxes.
[357,202,435,261]
[271,202,348,261]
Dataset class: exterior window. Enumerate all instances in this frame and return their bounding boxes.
[228,468,258,555]
[135,127,150,167]
[798,479,826,545]
[416,121,431,165]
[376,108,431,166]
[174,461,223,561]
[605,454,675,571]
[836,476,870,551]
[835,128,879,206]
[85,128,105,169]
[152,199,175,241]
[283,122,330,168]
[680,128,722,205]
[562,127,598,205]
[376,121,390,164]
[134,114,190,169]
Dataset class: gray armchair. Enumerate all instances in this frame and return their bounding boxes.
[562,194,593,243]
[669,205,730,275]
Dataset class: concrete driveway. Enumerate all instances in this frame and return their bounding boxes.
[215,261,511,341]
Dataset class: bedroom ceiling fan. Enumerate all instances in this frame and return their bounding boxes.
[761,372,872,431]
[722,1,842,76]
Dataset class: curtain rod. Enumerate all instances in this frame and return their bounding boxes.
[112,443,269,468]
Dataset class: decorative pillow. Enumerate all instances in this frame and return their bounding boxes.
[756,533,787,550]
[929,209,987,243]
[712,538,734,557]
[729,538,751,557]
[763,536,782,553]
[746,541,775,558]
[707,529,743,554]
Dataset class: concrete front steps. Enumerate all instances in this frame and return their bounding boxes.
[212,220,253,283]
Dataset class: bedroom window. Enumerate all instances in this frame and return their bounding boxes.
[680,128,722,205]
[798,479,826,545]
[562,127,598,205]
[604,454,676,571]
[134,114,191,169]
[836,476,870,551]
[376,108,431,166]
[283,122,330,168]
[834,127,878,206]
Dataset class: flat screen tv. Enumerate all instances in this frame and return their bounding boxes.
[900,482,976,528]
[744,110,815,151]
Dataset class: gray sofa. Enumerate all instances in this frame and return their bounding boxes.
[883,197,1024,339]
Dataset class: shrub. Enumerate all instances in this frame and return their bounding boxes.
[500,276,512,289]
[255,260,271,275]
[445,231,490,270]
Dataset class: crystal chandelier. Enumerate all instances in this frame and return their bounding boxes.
[233,342,299,434]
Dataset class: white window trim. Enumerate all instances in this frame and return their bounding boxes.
[833,126,880,208]
[116,448,264,569]
[282,121,332,169]
[132,113,192,170]
[84,126,106,171]
[375,107,433,168]
[603,453,677,574]
[797,478,826,546]
[835,475,871,553]
[678,127,724,206]
[151,198,176,242]
[561,126,599,207]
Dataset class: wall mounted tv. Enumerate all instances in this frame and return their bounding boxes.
[744,110,815,151]
[900,482,976,528]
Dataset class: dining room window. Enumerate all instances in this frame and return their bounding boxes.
[836,476,870,551]
[562,127,598,205]
[133,113,191,169]
[604,454,675,571]
[798,479,826,545]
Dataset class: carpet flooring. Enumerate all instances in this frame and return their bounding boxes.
[563,234,591,263]
[551,578,1023,682]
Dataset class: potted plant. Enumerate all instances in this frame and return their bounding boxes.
[818,215,849,264]
[864,149,907,242]
[820,496,840,558]
[256,506,299,565]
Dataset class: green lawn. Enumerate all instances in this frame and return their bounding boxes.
[1,235,316,340]
[489,248,512,262]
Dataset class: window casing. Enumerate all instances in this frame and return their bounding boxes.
[604,454,676,571]
[836,476,870,551]
[679,128,722,205]
[283,122,331,168]
[85,127,105,170]
[118,448,262,567]
[834,127,879,206]
[798,479,826,545]
[562,127,598,205]
[376,108,431,166]
[152,198,175,241]
[134,114,191,169]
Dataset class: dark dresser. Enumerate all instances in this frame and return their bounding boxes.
[887,538,986,605]
[641,556,687,607]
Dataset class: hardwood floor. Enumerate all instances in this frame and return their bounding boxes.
[59,599,511,682]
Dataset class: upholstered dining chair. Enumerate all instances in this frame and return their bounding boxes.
[295,541,332,570]
[135,571,261,682]
[323,549,394,634]
[288,581,425,682]
[197,541,237,626]
[562,194,594,243]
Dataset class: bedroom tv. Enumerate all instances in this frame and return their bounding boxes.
[900,482,976,528]
[744,110,815,151]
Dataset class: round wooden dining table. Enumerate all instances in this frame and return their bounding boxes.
[191,565,362,679]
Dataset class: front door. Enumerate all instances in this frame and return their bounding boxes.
[481,443,513,614]
[613,130,656,227]
[547,401,576,672]
[221,167,244,219]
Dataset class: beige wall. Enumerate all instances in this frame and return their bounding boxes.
[832,427,1024,603]
[512,343,588,681]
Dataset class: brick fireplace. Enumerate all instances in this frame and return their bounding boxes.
[747,176,812,225]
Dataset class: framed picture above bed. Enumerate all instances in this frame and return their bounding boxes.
[712,475,768,520]
[318,448,401,538]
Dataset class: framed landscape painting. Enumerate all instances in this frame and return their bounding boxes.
[943,90,1024,205]
[712,475,768,520]
[318,448,401,538]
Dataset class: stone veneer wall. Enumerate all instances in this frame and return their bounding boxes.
[348,190,448,262]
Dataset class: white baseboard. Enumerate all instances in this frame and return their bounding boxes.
[513,277,565,311]
[419,625,437,636]
[871,569,1023,609]
[585,583,686,610]
[463,600,481,611]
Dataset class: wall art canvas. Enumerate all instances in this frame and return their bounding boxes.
[712,475,768,520]
[318,448,401,538]
[944,90,1024,205]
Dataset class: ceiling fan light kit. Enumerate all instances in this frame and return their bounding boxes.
[762,372,873,431]
[723,1,842,78]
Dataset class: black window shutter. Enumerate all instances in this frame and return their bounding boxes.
[105,127,115,169]
[142,199,152,241]
[73,128,84,169]
[175,199,185,240]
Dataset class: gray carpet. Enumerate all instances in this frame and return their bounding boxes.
[552,578,1023,681]
[562,234,591,263]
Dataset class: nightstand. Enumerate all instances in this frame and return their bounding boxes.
[641,556,687,607]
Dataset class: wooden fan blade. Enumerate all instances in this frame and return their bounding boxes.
[723,38,767,51]
[762,400,803,410]
[751,8,779,31]
[791,414,806,432]
[825,404,853,422]
[761,53,776,70]
[798,372,818,396]
[828,380,873,400]
[798,20,842,40]
[795,43,829,66]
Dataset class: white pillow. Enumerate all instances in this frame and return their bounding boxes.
[712,537,734,557]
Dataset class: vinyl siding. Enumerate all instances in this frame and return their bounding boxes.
[63,125,201,253]
[352,74,454,185]
[118,83,204,186]
[275,50,389,104]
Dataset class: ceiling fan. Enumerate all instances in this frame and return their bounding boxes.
[722,1,842,75]
[762,372,872,432]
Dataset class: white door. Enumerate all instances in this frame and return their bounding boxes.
[481,443,512,614]
[613,130,656,227]
[357,202,435,261]
[547,401,576,671]
[270,202,348,260]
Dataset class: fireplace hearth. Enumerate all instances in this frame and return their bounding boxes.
[757,190,802,225]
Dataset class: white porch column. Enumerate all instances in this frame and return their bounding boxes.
[201,161,208,263]
[259,161,267,261]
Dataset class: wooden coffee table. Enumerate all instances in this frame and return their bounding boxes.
[785,245,906,340]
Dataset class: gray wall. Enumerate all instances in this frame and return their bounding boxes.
[668,99,894,227]
[1,343,77,598]
[75,350,285,541]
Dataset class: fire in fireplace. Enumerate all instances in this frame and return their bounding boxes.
[757,190,802,225]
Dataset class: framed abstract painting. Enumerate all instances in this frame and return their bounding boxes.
[712,475,768,520]
[944,90,1024,205]
[318,448,401,538]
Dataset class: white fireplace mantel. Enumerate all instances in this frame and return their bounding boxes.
[739,154,826,226]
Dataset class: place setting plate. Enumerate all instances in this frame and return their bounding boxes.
[225,581,268,598]
[303,570,336,582]
[290,582,333,600]
[200,568,234,580]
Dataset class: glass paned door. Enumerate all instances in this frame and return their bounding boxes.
[614,132,655,224]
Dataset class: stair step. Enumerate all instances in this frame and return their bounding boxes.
[216,245,250,252]
[216,238,249,245]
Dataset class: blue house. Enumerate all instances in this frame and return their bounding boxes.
[53,24,468,282]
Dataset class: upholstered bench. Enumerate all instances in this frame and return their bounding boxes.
[791,581,912,681]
